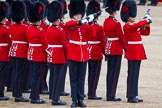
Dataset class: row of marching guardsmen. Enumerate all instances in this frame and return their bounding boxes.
[0,0,152,107]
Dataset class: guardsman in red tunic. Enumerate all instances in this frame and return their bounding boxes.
[27,1,48,104]
[5,0,13,92]
[46,1,68,105]
[86,0,106,100]
[120,0,151,103]
[65,0,95,107]
[0,1,11,101]
[21,0,32,93]
[39,0,50,95]
[103,0,127,101]
[57,0,70,96]
[9,1,29,102]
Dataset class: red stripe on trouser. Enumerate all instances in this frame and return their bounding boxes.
[36,63,45,99]
[128,62,133,97]
[55,66,62,100]
[92,61,99,96]
[111,57,119,97]
[17,59,25,97]
[0,63,7,87]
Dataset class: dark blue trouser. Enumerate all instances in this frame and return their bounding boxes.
[106,55,122,98]
[68,60,87,101]
[127,60,141,98]
[49,64,64,101]
[139,0,146,4]
[5,59,14,90]
[0,62,9,96]
[140,0,157,4]
[22,61,30,91]
[151,0,158,4]
[40,63,48,91]
[88,60,102,97]
[12,57,27,97]
[29,61,46,100]
[60,63,67,93]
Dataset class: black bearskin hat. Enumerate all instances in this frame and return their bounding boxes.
[47,1,63,23]
[69,0,86,18]
[6,0,13,20]
[105,0,121,13]
[57,0,67,15]
[39,0,49,18]
[29,1,45,23]
[24,0,32,20]
[0,1,9,21]
[120,0,137,22]
[11,1,26,23]
[86,0,101,16]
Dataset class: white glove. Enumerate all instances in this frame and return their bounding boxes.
[143,14,152,23]
[81,19,88,24]
[88,14,95,22]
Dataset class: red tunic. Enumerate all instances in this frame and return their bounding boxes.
[0,23,11,61]
[87,22,106,60]
[123,20,150,60]
[27,25,48,62]
[40,21,49,32]
[104,16,127,55]
[46,25,68,64]
[9,23,28,58]
[65,20,95,62]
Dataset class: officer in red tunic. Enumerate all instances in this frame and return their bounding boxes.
[103,0,127,101]
[0,1,11,101]
[86,0,106,100]
[39,0,50,95]
[57,0,70,96]
[9,1,29,102]
[27,1,48,104]
[120,0,152,103]
[46,1,68,105]
[65,0,95,107]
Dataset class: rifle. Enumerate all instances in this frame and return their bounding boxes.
[144,6,152,23]
[145,7,151,16]
[86,7,109,21]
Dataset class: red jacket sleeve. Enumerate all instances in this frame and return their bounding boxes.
[6,28,12,47]
[116,22,127,49]
[124,20,148,33]
[140,26,150,36]
[59,29,68,57]
[98,26,106,54]
[40,30,48,50]
[65,20,79,28]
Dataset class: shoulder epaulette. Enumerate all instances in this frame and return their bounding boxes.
[56,25,63,31]
[37,26,43,31]
[3,25,9,29]
[113,18,118,22]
